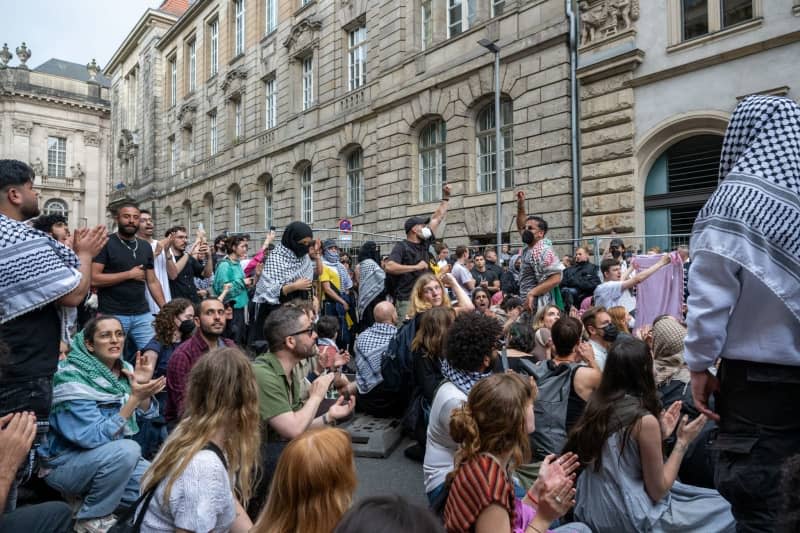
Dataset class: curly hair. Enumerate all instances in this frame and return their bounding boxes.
[506,321,536,353]
[153,298,194,345]
[445,312,502,372]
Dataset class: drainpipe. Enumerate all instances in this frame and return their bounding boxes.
[566,0,582,247]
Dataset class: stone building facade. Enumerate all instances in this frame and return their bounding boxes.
[109,0,577,247]
[0,45,111,226]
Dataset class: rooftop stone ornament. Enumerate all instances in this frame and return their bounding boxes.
[87,58,100,82]
[15,42,31,69]
[0,44,11,68]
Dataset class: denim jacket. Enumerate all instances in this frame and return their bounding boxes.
[39,397,158,461]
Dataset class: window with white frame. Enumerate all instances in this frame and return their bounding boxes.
[44,199,69,219]
[348,25,367,91]
[170,137,177,175]
[419,120,446,203]
[266,0,277,33]
[233,189,241,231]
[678,0,755,41]
[47,137,66,177]
[265,78,277,129]
[234,0,246,56]
[209,19,219,76]
[188,39,196,92]
[209,112,218,155]
[169,57,177,106]
[421,0,433,49]
[476,99,514,192]
[491,0,505,17]
[300,165,313,223]
[264,178,273,229]
[447,0,476,37]
[234,99,243,140]
[302,56,314,110]
[346,149,364,216]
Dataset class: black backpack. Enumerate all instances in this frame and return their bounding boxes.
[379,317,419,396]
[526,360,581,461]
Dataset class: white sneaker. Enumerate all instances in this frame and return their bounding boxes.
[74,514,117,533]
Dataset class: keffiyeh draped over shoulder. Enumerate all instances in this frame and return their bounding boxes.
[0,214,81,324]
[253,242,314,304]
[691,95,800,322]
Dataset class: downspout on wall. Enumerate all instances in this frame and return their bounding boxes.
[566,0,582,244]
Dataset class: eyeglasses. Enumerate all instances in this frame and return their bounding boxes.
[288,326,315,338]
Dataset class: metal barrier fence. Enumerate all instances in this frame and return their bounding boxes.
[220,227,404,258]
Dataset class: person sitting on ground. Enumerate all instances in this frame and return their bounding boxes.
[354,240,386,333]
[564,337,735,532]
[472,287,495,318]
[138,347,258,532]
[38,316,165,533]
[250,305,356,515]
[533,304,560,332]
[494,322,537,374]
[580,306,616,371]
[530,317,601,462]
[445,373,590,533]
[353,301,399,416]
[334,495,444,533]
[606,305,633,336]
[594,255,670,313]
[559,247,600,311]
[252,428,357,533]
[315,315,342,370]
[424,313,501,512]
[494,295,524,327]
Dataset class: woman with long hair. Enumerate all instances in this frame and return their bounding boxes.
[213,236,252,345]
[354,240,385,332]
[445,373,588,533]
[139,346,260,532]
[533,304,560,330]
[408,272,474,318]
[253,427,357,533]
[606,305,631,335]
[563,337,734,532]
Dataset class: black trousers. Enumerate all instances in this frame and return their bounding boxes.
[714,359,800,533]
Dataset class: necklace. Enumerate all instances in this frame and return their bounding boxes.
[115,233,139,259]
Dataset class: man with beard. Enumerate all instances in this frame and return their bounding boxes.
[165,225,212,304]
[0,160,106,520]
[560,246,601,310]
[165,298,234,425]
[92,203,166,352]
[385,184,451,321]
[136,210,172,314]
[471,252,500,297]
[249,304,356,514]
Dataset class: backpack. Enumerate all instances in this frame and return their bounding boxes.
[526,360,581,460]
[379,316,419,397]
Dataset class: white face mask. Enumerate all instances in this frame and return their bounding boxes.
[420,227,432,240]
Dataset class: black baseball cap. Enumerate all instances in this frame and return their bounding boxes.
[404,216,429,234]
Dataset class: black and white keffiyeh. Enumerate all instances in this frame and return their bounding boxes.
[440,358,492,396]
[692,95,800,321]
[354,321,397,393]
[357,258,385,313]
[253,242,314,304]
[0,214,81,324]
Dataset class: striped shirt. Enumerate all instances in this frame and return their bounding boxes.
[444,454,515,533]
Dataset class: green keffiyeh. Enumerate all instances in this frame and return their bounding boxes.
[51,330,138,435]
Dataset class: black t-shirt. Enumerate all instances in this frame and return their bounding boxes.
[471,267,500,287]
[387,240,430,300]
[168,252,205,303]
[0,303,60,384]
[94,235,155,315]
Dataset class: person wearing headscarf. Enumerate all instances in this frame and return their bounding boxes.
[685,95,800,529]
[354,241,386,332]
[500,252,522,297]
[319,239,353,348]
[249,222,322,347]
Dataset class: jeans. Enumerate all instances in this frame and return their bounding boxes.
[0,501,72,532]
[114,313,156,352]
[43,439,149,520]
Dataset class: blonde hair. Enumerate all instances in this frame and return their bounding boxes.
[142,347,260,506]
[253,428,357,533]
[408,272,452,318]
[533,304,560,330]
[607,306,630,334]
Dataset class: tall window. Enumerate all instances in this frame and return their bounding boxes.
[209,19,219,77]
[421,0,432,49]
[265,78,277,129]
[169,57,177,106]
[681,0,754,41]
[348,25,367,91]
[266,0,277,33]
[301,0,311,6]
[346,149,364,216]
[234,0,246,56]
[204,194,215,234]
[209,112,218,155]
[419,120,446,202]
[302,56,313,110]
[127,70,137,129]
[448,0,476,37]
[183,127,194,164]
[300,166,313,223]
[44,199,69,219]
[170,137,177,174]
[476,99,514,193]
[264,178,273,229]
[492,0,505,17]
[47,137,66,177]
[188,39,196,92]
[234,99,243,140]
[233,189,242,231]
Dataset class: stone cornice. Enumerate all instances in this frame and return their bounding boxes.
[283,17,322,52]
[577,48,644,84]
[0,89,110,113]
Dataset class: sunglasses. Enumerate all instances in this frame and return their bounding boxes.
[288,326,315,338]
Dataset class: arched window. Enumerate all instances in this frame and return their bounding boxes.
[346,149,364,216]
[163,206,173,227]
[476,99,514,193]
[644,134,723,250]
[264,177,274,229]
[44,199,69,220]
[229,186,242,232]
[419,120,446,203]
[300,165,313,224]
[182,200,192,230]
[203,194,215,235]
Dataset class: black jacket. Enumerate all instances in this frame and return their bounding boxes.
[560,262,601,297]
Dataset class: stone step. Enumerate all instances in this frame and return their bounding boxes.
[341,413,404,458]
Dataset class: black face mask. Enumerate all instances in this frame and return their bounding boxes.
[611,248,621,258]
[292,242,310,256]
[522,230,535,245]
[178,319,195,339]
[601,323,619,342]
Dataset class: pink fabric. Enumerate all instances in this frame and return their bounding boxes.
[513,499,537,533]
[579,296,593,316]
[632,252,684,331]
[492,290,504,306]
[244,249,266,277]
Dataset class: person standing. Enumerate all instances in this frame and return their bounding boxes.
[92,203,166,351]
[136,210,172,315]
[166,226,212,304]
[470,251,500,297]
[686,95,800,532]
[450,246,475,294]
[212,235,251,345]
[515,191,562,313]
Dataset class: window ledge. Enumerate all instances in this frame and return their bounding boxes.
[260,30,278,45]
[294,0,315,17]
[667,18,763,54]
[206,73,218,85]
[228,53,245,66]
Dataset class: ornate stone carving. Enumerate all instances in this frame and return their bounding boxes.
[117,129,138,162]
[283,18,322,53]
[11,120,32,136]
[83,131,101,146]
[579,0,639,47]
[71,163,85,179]
[220,66,247,94]
[176,102,197,126]
[31,158,44,176]
[0,44,11,69]
[15,42,31,69]
[86,58,100,82]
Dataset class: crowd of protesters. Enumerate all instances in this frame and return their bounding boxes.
[0,94,798,533]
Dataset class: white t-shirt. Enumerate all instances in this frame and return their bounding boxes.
[423,381,467,493]
[146,240,171,314]
[451,261,474,292]
[594,281,634,312]
[588,339,608,371]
